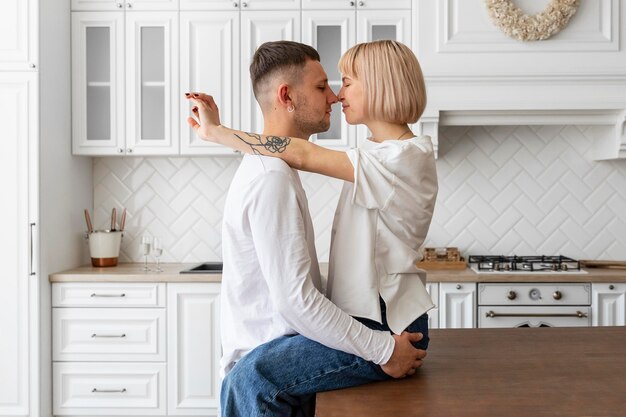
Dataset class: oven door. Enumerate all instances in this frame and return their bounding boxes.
[478,306,591,328]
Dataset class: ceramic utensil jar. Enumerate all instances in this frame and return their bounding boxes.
[87,230,123,267]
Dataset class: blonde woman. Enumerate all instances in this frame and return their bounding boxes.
[188,40,437,416]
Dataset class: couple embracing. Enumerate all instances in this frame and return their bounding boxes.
[186,39,438,417]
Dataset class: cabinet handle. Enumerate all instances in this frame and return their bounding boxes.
[350,1,355,5]
[91,293,126,298]
[92,333,126,338]
[29,223,36,276]
[30,63,36,69]
[92,388,127,393]
[127,148,133,153]
[485,311,588,319]
[609,285,615,290]
[242,2,248,7]
[359,1,364,6]
[116,2,123,8]
[456,284,462,290]
[126,2,132,8]
[233,2,238,7]
[118,148,124,153]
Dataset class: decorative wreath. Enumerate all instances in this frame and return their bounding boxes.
[485,0,580,41]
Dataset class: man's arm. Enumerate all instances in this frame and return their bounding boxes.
[185,92,355,182]
[246,171,424,377]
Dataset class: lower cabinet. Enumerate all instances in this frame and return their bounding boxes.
[52,282,221,417]
[438,282,477,329]
[592,283,626,326]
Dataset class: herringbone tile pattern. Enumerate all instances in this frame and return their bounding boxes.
[94,125,626,262]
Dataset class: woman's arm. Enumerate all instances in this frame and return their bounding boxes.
[186,92,354,182]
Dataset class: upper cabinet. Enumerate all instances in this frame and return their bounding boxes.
[0,0,38,71]
[72,10,179,155]
[72,0,416,155]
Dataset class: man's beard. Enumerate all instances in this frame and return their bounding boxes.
[292,94,330,137]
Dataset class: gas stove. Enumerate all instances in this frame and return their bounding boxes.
[468,255,586,274]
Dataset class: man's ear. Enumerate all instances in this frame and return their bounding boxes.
[277,83,293,109]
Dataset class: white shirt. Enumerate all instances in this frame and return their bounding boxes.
[327,136,439,334]
[220,155,395,376]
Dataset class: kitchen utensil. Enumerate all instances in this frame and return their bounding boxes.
[84,209,93,233]
[87,230,123,267]
[120,209,127,231]
[111,208,117,231]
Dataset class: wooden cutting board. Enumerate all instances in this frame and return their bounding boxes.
[580,260,626,269]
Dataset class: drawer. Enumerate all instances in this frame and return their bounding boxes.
[53,308,166,361]
[52,283,166,307]
[53,362,166,416]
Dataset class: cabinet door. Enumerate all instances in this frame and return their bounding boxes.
[125,11,179,155]
[0,0,37,70]
[180,11,241,155]
[302,10,356,149]
[167,283,221,416]
[72,12,125,155]
[439,283,476,329]
[240,10,301,133]
[0,72,38,416]
[592,284,626,327]
[425,283,439,329]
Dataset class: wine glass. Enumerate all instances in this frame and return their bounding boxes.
[152,237,163,273]
[140,236,152,272]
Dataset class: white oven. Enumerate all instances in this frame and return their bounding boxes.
[478,283,591,328]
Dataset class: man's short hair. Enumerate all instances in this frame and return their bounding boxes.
[250,41,321,101]
[338,40,427,124]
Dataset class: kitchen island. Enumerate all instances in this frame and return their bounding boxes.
[316,327,626,417]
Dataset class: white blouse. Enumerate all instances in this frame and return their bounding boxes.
[327,136,439,334]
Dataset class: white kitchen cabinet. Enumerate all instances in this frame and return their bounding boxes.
[0,72,39,416]
[52,283,168,416]
[72,10,179,155]
[72,0,179,11]
[181,0,300,11]
[302,7,411,148]
[0,0,37,71]
[240,10,301,134]
[167,283,222,416]
[439,282,476,329]
[426,283,439,329]
[180,11,241,155]
[302,0,410,10]
[592,283,626,326]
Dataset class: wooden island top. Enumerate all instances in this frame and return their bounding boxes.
[316,327,626,417]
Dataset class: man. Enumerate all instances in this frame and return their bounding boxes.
[187,41,425,416]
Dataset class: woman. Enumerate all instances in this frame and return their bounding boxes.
[186,40,437,350]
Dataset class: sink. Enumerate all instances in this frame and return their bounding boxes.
[180,262,223,274]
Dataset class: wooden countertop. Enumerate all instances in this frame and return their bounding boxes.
[316,327,626,417]
[49,263,626,283]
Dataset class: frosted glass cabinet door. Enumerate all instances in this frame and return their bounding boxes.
[302,11,355,149]
[125,11,179,155]
[72,12,125,155]
[240,11,300,134]
[0,0,38,70]
[180,11,241,155]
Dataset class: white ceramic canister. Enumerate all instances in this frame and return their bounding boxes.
[87,230,123,267]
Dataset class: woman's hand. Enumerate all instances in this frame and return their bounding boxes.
[185,92,222,142]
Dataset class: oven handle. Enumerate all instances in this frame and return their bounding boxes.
[485,311,588,318]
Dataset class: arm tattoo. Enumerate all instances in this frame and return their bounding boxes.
[234,132,291,155]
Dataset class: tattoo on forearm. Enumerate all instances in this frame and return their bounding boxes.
[234,132,291,155]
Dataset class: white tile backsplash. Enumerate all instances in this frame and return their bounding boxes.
[94,125,626,262]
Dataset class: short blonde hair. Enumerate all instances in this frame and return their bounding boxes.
[338,40,426,124]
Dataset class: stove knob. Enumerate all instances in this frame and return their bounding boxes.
[553,291,562,300]
[507,290,517,300]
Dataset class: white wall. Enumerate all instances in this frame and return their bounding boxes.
[94,124,626,263]
[40,0,93,415]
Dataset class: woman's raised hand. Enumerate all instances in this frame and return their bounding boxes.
[185,92,222,142]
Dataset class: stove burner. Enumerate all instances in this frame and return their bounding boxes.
[468,255,580,272]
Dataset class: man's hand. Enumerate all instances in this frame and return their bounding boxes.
[380,332,427,378]
[185,92,222,142]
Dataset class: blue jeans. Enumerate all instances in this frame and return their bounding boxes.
[220,302,429,417]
